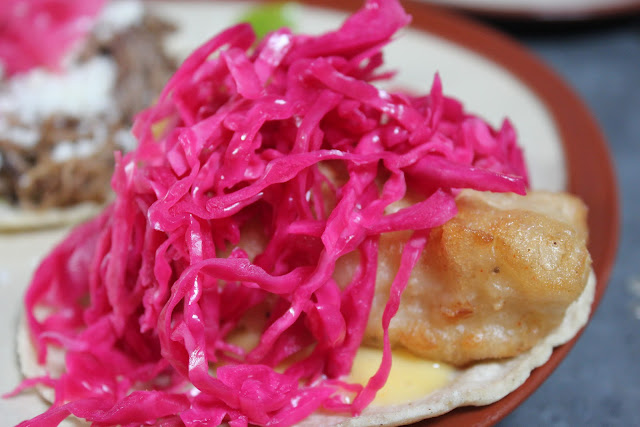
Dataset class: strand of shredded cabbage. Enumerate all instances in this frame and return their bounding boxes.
[0,0,106,76]
[12,0,528,425]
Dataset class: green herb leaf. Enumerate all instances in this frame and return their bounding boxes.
[239,2,298,39]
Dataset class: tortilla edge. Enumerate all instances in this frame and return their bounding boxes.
[0,202,104,232]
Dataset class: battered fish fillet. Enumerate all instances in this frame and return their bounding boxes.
[336,189,591,366]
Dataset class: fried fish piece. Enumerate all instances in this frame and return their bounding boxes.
[348,189,591,366]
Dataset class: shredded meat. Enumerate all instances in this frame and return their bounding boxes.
[0,14,176,209]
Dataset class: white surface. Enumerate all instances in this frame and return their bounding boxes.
[0,227,71,426]
[424,0,640,16]
[0,1,566,425]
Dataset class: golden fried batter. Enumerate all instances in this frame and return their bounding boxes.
[345,189,591,366]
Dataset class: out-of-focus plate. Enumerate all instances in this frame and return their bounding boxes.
[0,1,619,426]
[419,0,640,20]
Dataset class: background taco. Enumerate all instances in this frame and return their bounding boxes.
[0,0,176,231]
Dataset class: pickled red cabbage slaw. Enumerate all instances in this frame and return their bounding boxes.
[0,0,106,76]
[14,0,528,425]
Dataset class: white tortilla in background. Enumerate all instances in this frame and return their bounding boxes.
[16,270,595,426]
[0,201,103,232]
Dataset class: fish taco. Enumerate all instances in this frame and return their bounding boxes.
[11,1,595,425]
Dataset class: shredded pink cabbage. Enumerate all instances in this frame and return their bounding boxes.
[13,0,528,425]
[0,0,106,76]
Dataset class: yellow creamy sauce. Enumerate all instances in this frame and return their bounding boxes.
[348,347,455,406]
[226,330,456,406]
